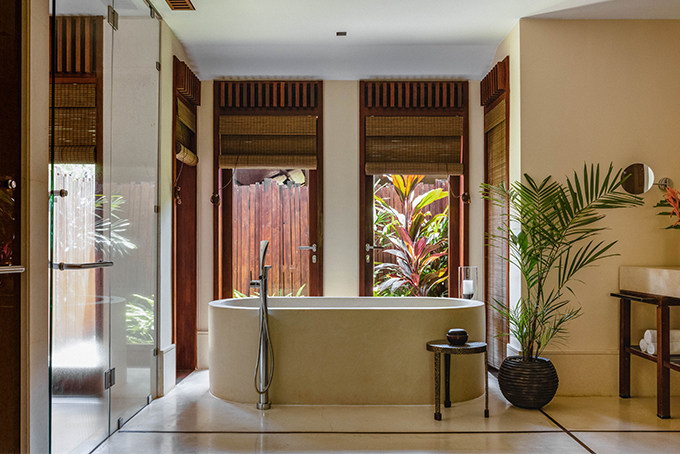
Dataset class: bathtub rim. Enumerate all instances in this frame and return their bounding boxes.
[209,296,484,311]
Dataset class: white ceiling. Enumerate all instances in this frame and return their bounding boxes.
[148,0,680,80]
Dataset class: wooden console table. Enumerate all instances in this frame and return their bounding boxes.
[613,290,680,419]
[426,340,489,421]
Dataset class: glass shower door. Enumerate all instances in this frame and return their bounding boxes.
[108,6,160,430]
[50,0,159,451]
[49,0,114,451]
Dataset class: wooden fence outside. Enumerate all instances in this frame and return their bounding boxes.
[233,180,310,297]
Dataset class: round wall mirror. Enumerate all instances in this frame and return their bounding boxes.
[622,163,655,194]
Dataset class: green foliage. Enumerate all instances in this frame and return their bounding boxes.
[126,294,155,345]
[373,175,449,297]
[95,194,137,257]
[482,164,643,360]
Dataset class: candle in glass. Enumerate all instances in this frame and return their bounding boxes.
[462,279,474,299]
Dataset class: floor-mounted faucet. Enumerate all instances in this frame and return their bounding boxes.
[250,240,273,410]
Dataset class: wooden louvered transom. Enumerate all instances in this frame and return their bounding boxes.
[362,81,465,110]
[51,16,100,75]
[481,58,509,108]
[174,57,201,106]
[217,81,320,110]
[165,0,195,11]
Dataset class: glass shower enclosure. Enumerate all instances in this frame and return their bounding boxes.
[49,0,160,452]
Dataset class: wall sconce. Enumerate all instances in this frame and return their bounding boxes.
[654,177,672,192]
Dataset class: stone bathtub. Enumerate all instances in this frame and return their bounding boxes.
[209,296,485,405]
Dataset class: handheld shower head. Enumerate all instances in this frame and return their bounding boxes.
[259,240,269,277]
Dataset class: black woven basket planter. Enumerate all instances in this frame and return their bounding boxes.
[498,356,559,409]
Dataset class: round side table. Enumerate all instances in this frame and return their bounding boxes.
[426,340,489,420]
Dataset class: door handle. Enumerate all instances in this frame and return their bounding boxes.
[0,265,25,274]
[298,244,317,252]
[365,243,385,252]
[51,260,114,271]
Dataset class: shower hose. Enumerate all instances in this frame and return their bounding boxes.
[254,299,274,394]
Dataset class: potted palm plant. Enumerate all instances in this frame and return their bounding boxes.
[482,163,643,408]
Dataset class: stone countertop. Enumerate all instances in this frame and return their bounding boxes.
[619,266,680,299]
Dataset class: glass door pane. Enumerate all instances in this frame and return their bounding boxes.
[50,0,113,452]
[108,6,159,429]
[232,169,311,297]
[372,175,449,297]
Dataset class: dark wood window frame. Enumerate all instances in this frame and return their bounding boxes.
[172,57,200,372]
[212,80,324,299]
[481,57,510,369]
[358,80,470,297]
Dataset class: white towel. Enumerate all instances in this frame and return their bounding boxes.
[646,341,680,356]
[639,339,648,352]
[643,330,680,344]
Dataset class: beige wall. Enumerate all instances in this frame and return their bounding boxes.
[323,81,361,296]
[25,0,50,451]
[196,80,213,370]
[494,19,680,396]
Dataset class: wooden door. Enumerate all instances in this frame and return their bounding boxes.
[0,0,23,451]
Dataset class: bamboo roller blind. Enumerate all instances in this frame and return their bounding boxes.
[364,116,463,175]
[484,99,508,370]
[176,99,196,153]
[50,84,97,164]
[219,116,317,169]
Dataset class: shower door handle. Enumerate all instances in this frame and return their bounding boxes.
[51,260,114,271]
[0,265,25,274]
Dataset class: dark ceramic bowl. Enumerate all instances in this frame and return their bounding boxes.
[446,328,468,345]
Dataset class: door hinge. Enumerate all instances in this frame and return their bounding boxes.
[104,368,116,390]
[107,5,119,30]
[117,417,124,430]
[152,347,159,356]
[147,394,153,405]
[156,61,161,71]
[154,205,160,213]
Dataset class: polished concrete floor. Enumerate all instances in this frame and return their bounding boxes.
[93,370,680,453]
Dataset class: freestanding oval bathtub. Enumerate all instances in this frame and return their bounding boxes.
[209,296,485,405]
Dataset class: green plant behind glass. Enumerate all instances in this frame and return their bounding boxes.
[126,294,155,344]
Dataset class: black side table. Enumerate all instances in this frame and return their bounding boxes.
[426,340,489,420]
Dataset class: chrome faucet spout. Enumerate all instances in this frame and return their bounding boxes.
[253,240,273,410]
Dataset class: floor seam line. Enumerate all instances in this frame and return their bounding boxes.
[117,429,566,435]
[540,409,596,454]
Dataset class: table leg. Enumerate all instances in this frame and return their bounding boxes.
[484,349,489,418]
[620,298,631,398]
[658,304,670,419]
[444,353,451,408]
[434,352,441,421]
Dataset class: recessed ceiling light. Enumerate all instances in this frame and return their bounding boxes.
[336,32,347,37]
